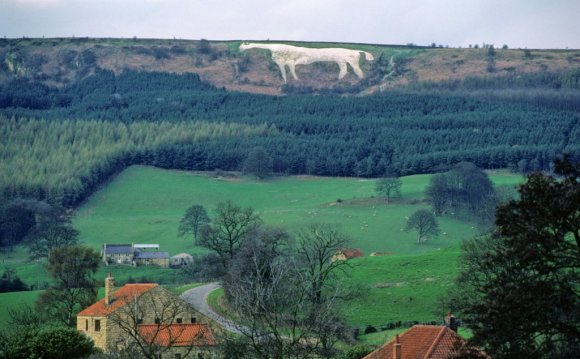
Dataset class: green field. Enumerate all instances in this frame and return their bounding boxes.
[74,165,520,256]
[0,290,42,327]
[0,165,522,328]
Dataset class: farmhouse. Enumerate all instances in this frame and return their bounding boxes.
[101,244,134,265]
[77,274,216,357]
[363,314,487,359]
[101,243,169,267]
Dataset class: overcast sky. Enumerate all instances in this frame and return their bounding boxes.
[2,0,579,49]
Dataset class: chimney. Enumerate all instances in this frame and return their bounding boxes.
[393,334,402,359]
[445,311,459,332]
[105,273,115,306]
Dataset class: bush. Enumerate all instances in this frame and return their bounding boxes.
[364,324,377,334]
[339,345,373,359]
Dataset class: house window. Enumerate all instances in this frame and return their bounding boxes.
[85,319,88,331]
[174,355,182,359]
[136,318,143,324]
[191,317,196,323]
[95,319,101,332]
[176,318,182,324]
[155,317,161,324]
[197,353,204,359]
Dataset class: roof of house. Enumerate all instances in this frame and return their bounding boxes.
[337,248,364,259]
[77,283,158,317]
[134,251,170,259]
[137,323,216,347]
[133,244,160,249]
[103,244,134,255]
[362,325,487,359]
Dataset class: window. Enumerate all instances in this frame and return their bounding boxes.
[155,318,161,324]
[176,318,182,324]
[191,317,196,323]
[197,353,204,359]
[174,355,182,359]
[136,318,143,324]
[85,319,88,331]
[95,319,101,332]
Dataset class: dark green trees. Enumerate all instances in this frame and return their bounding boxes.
[448,157,580,358]
[426,162,496,224]
[243,146,273,179]
[0,326,96,359]
[36,245,100,327]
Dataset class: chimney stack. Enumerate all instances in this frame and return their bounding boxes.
[105,273,115,306]
[393,334,402,359]
[445,311,459,332]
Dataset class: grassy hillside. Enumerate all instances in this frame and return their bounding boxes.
[74,165,522,256]
[0,290,42,327]
[1,37,579,95]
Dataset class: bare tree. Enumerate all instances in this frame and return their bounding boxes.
[225,237,316,359]
[223,224,351,358]
[296,223,351,306]
[198,200,262,269]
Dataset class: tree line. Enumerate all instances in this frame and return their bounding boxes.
[1,70,578,209]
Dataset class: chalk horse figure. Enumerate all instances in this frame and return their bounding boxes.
[239,42,374,82]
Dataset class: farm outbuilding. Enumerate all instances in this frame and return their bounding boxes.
[171,253,194,267]
[134,251,170,268]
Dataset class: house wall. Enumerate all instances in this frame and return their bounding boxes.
[164,346,218,359]
[134,257,169,268]
[77,315,108,351]
[105,253,134,265]
[78,286,214,354]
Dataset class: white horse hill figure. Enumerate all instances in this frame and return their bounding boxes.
[239,42,374,83]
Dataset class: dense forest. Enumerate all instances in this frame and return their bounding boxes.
[1,69,579,207]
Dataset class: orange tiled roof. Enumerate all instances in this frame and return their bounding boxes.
[137,323,216,347]
[363,325,487,359]
[77,283,158,317]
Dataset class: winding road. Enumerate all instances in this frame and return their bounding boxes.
[180,282,243,334]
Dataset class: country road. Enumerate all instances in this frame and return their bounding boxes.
[180,282,243,334]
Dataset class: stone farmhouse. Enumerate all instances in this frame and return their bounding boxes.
[101,243,170,267]
[77,274,217,358]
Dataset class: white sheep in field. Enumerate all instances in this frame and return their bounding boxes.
[239,42,374,82]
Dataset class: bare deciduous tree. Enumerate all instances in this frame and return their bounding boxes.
[199,200,262,269]
[223,224,351,359]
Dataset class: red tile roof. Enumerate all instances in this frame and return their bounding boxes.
[363,325,487,359]
[77,283,158,317]
[137,323,216,347]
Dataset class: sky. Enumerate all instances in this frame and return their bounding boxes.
[1,0,579,49]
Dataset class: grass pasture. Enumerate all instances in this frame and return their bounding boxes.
[0,166,522,328]
[0,290,42,327]
[74,165,520,256]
